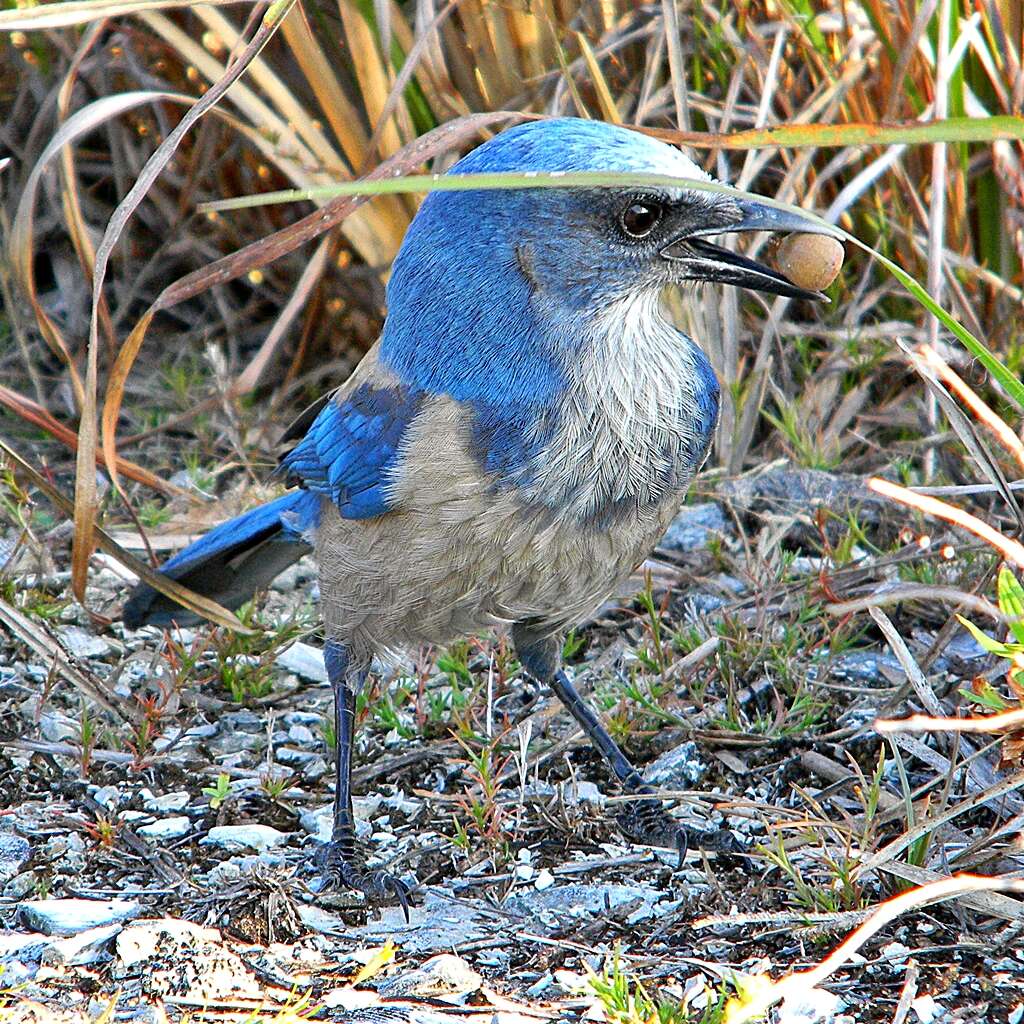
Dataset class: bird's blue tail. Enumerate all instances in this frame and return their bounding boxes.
[123,489,320,628]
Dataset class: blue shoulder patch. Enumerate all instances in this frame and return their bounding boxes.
[280,383,423,519]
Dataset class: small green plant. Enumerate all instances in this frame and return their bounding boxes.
[562,629,586,661]
[453,734,513,857]
[77,705,96,777]
[137,499,172,528]
[260,770,295,802]
[760,829,863,915]
[203,773,232,809]
[587,950,728,1024]
[210,600,313,703]
[320,715,336,753]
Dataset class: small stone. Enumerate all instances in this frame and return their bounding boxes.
[206,852,288,885]
[910,995,940,1023]
[275,642,327,684]
[643,740,707,787]
[41,923,122,967]
[0,834,31,883]
[288,724,316,745]
[300,803,373,843]
[660,503,728,553]
[59,625,111,659]
[775,233,844,292]
[778,987,844,1023]
[91,785,122,810]
[515,863,535,881]
[142,790,191,813]
[564,780,605,806]
[4,870,38,900]
[137,816,192,840]
[18,898,141,936]
[377,953,482,999]
[535,869,555,890]
[38,712,78,743]
[201,824,288,852]
[276,747,319,767]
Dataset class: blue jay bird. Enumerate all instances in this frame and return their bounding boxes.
[124,118,837,910]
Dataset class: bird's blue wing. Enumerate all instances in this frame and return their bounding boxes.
[280,378,423,519]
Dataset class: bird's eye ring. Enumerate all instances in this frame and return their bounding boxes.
[620,198,663,238]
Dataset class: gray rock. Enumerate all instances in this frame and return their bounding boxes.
[206,852,288,886]
[201,824,288,852]
[91,784,121,810]
[643,740,707,787]
[660,503,728,552]
[504,882,669,932]
[41,923,122,967]
[141,789,191,813]
[302,757,330,781]
[275,641,328,684]
[300,803,373,843]
[4,870,38,900]
[377,953,482,999]
[283,711,322,727]
[137,816,192,840]
[333,889,499,954]
[830,650,904,685]
[59,625,111,659]
[38,711,78,742]
[276,746,320,767]
[0,834,31,883]
[778,988,845,1024]
[288,723,316,745]
[18,898,141,936]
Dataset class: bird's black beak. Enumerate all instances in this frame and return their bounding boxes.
[660,198,842,301]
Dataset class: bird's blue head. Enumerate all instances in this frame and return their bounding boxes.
[381,118,835,406]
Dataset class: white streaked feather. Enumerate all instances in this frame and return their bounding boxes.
[524,290,715,521]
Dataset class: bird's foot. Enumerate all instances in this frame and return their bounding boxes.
[312,840,413,920]
[615,785,744,866]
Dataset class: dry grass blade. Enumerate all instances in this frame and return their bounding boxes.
[0,385,188,498]
[725,875,1024,1024]
[360,0,466,170]
[0,0,246,30]
[877,708,1024,735]
[0,597,128,723]
[232,237,331,394]
[0,440,253,633]
[576,33,621,125]
[647,114,1024,148]
[79,1,295,608]
[7,94,173,408]
[825,585,1004,622]
[869,479,1024,570]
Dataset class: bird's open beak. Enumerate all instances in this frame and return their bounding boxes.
[660,198,843,301]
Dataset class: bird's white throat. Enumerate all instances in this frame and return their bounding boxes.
[526,290,714,522]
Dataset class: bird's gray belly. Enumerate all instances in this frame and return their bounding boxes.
[314,490,682,663]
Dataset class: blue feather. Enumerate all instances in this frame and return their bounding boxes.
[280,382,423,519]
[159,490,319,577]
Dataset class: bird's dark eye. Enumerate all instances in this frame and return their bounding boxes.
[620,199,663,238]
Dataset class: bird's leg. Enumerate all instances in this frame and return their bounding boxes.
[313,639,412,916]
[514,624,724,865]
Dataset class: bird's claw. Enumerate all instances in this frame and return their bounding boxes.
[615,791,689,868]
[615,784,745,866]
[312,841,414,921]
